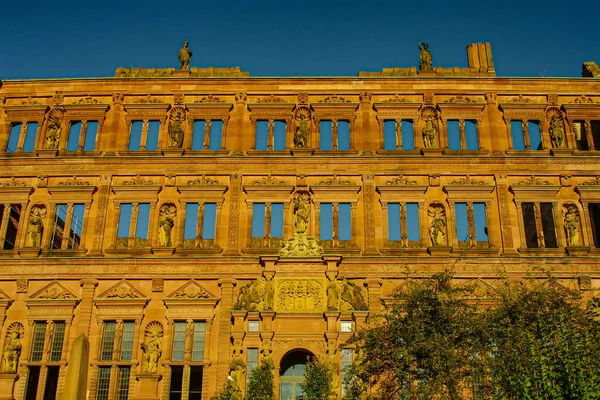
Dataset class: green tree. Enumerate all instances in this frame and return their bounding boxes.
[216,379,242,400]
[246,357,275,400]
[300,356,334,400]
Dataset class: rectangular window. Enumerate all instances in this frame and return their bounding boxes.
[50,204,85,250]
[320,120,333,151]
[192,120,205,150]
[169,365,184,400]
[69,204,84,249]
[209,120,223,150]
[402,120,415,150]
[118,203,133,239]
[184,203,199,240]
[192,321,206,361]
[116,367,131,400]
[67,122,82,151]
[592,121,600,149]
[6,123,22,153]
[255,121,269,150]
[320,203,333,240]
[120,321,135,361]
[189,367,203,398]
[528,121,542,150]
[540,203,557,248]
[340,321,353,333]
[23,123,38,152]
[246,348,259,387]
[202,203,217,240]
[172,321,186,362]
[25,366,41,400]
[511,121,525,150]
[135,203,150,240]
[273,121,286,150]
[50,204,68,250]
[271,203,284,238]
[387,203,401,241]
[49,321,66,362]
[83,121,98,151]
[406,203,420,242]
[455,203,470,244]
[522,203,538,248]
[383,120,396,150]
[589,203,600,247]
[101,321,117,361]
[31,322,47,362]
[248,321,260,332]
[43,366,60,400]
[574,122,589,150]
[128,121,159,151]
[146,121,160,151]
[251,203,266,238]
[97,367,111,400]
[3,204,22,250]
[339,203,352,241]
[465,121,479,150]
[128,121,143,151]
[447,120,461,150]
[338,120,350,150]
[473,203,488,242]
[341,349,353,397]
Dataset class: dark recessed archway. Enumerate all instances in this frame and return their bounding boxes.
[279,350,313,400]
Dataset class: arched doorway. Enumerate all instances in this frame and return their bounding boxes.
[279,350,312,400]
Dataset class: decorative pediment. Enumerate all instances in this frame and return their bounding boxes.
[163,280,218,320]
[186,102,233,121]
[123,101,170,120]
[166,280,217,299]
[510,177,561,201]
[178,177,228,205]
[98,279,147,299]
[376,178,428,203]
[25,281,79,321]
[576,179,600,202]
[437,96,486,119]
[47,177,96,203]
[311,99,358,120]
[243,176,294,203]
[563,101,600,119]
[2,104,49,123]
[466,279,499,300]
[0,182,33,204]
[443,177,495,203]
[373,101,421,120]
[247,101,295,120]
[62,102,109,120]
[112,177,162,205]
[310,178,361,203]
[499,100,547,120]
[29,281,77,299]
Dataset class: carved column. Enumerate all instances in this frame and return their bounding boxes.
[381,202,389,246]
[539,120,551,150]
[58,120,71,153]
[128,203,139,248]
[216,280,236,385]
[264,203,272,248]
[203,119,211,150]
[395,118,402,150]
[466,203,476,247]
[224,174,242,255]
[42,204,57,250]
[267,120,274,151]
[552,202,567,248]
[15,201,29,249]
[362,175,377,255]
[446,202,458,248]
[16,122,28,152]
[366,279,381,315]
[0,205,11,247]
[585,120,595,150]
[185,119,194,151]
[400,203,408,246]
[331,119,338,151]
[313,117,321,151]
[505,119,514,150]
[522,120,531,150]
[495,175,515,253]
[147,203,157,247]
[196,202,205,247]
[458,119,467,150]
[580,202,595,248]
[178,201,187,248]
[60,204,74,249]
[533,203,544,247]
[332,202,339,246]
[140,120,149,151]
[77,120,88,152]
[377,119,384,150]
[418,201,428,246]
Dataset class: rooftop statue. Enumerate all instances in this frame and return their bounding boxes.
[419,42,433,71]
[178,41,192,71]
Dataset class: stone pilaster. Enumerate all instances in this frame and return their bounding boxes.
[90,175,111,255]
[216,279,236,386]
[224,174,242,255]
[362,174,378,255]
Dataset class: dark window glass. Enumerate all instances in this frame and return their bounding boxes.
[25,366,41,400]
[43,366,60,400]
[3,205,21,250]
[589,203,600,248]
[522,203,538,248]
[540,203,557,248]
[189,366,203,399]
[169,366,183,400]
[592,121,600,149]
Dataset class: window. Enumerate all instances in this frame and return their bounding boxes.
[511,120,542,150]
[128,121,159,151]
[97,321,135,400]
[255,120,286,150]
[248,321,260,332]
[169,322,206,399]
[192,120,224,150]
[50,204,85,250]
[251,203,284,248]
[454,203,488,247]
[341,349,353,397]
[6,122,37,153]
[383,120,415,150]
[447,120,479,150]
[25,321,66,400]
[521,202,557,248]
[320,203,352,247]
[0,204,22,250]
[246,348,259,388]
[66,121,98,152]
[183,203,217,249]
[387,203,420,247]
[589,203,600,247]
[340,321,353,333]
[320,120,350,150]
[116,203,150,249]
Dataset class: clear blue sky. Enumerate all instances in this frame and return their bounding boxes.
[1,0,598,79]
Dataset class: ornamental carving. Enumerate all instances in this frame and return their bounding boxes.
[20,97,40,105]
[359,92,372,103]
[277,278,325,312]
[570,95,595,104]
[76,96,99,105]
[315,175,352,185]
[582,177,600,185]
[563,204,582,246]
[195,94,224,103]
[279,191,324,257]
[1,177,26,187]
[173,93,184,104]
[385,175,418,185]
[515,176,552,185]
[30,281,76,299]
[428,204,447,246]
[509,94,535,103]
[167,109,185,148]
[58,176,91,186]
[250,175,286,185]
[158,204,177,247]
[258,94,286,103]
[234,277,267,311]
[135,94,162,104]
[44,108,64,150]
[547,94,559,106]
[2,323,22,373]
[294,107,311,148]
[122,175,155,185]
[319,94,351,103]
[449,175,486,185]
[187,176,220,185]
[112,93,124,105]
[327,277,368,311]
[52,91,64,106]
[444,94,477,103]
[235,92,247,104]
[382,94,409,103]
[173,284,210,299]
[101,280,145,299]
[297,93,309,105]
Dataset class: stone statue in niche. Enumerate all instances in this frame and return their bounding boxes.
[418,42,433,71]
[45,117,61,149]
[2,323,21,373]
[168,112,184,148]
[263,275,274,310]
[141,324,162,373]
[549,116,565,148]
[279,191,324,257]
[158,204,176,246]
[429,206,446,246]
[293,192,310,234]
[178,41,192,71]
[422,115,438,148]
[564,205,581,246]
[294,114,310,148]
[327,275,339,310]
[27,207,43,247]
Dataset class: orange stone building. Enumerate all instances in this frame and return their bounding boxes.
[0,42,599,400]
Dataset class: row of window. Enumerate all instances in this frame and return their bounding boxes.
[8,119,600,154]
